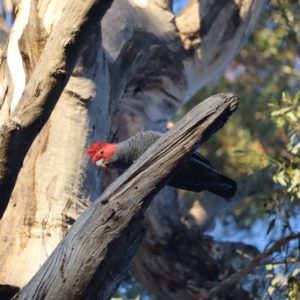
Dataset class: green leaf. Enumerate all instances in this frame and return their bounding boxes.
[286,111,298,122]
[291,142,300,155]
[236,249,252,259]
[292,268,300,277]
[273,171,287,186]
[294,91,300,103]
[233,149,247,153]
[271,107,292,116]
[266,218,276,235]
[288,169,300,193]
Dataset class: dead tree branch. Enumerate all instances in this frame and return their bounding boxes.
[14,93,239,300]
[0,0,114,218]
[200,232,300,300]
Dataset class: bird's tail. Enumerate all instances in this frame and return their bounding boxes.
[168,165,237,199]
[168,154,237,199]
[205,174,237,199]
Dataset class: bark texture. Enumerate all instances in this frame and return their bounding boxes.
[0,0,122,288]
[0,0,114,217]
[0,0,267,298]
[15,94,238,300]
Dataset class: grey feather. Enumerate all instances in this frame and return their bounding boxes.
[107,131,162,169]
[107,131,236,198]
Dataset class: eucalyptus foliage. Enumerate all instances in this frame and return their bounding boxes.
[116,1,300,299]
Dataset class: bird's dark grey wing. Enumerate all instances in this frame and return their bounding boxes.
[192,151,213,167]
[168,155,237,199]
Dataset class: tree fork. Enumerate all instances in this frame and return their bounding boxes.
[0,0,114,218]
[13,93,239,300]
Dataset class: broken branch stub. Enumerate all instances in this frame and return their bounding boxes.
[15,93,239,300]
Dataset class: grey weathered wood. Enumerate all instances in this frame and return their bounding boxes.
[0,0,114,218]
[14,93,239,300]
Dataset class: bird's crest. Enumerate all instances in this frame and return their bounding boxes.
[87,140,107,159]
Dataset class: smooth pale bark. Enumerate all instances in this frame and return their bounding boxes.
[107,0,266,138]
[0,0,117,290]
[0,0,114,217]
[14,93,239,300]
[0,0,267,298]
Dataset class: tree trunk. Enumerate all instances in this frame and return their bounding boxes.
[0,0,266,298]
[0,0,115,217]
[0,0,117,289]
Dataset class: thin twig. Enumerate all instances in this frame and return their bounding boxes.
[200,232,300,300]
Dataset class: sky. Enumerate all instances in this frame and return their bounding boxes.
[173,0,189,14]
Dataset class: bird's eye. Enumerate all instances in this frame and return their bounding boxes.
[100,151,104,155]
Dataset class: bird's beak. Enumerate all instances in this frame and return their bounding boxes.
[96,158,106,168]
